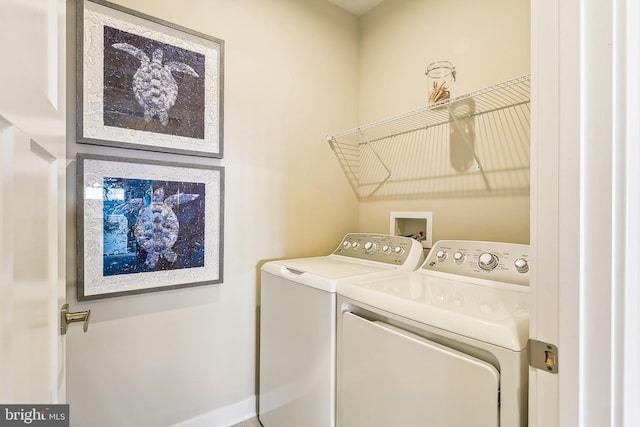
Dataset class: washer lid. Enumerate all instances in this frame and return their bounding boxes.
[262,256,396,293]
[339,272,529,351]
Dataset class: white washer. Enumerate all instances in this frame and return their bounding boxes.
[258,233,424,427]
[337,240,530,427]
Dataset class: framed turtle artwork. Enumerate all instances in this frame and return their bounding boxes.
[76,153,224,300]
[77,0,224,158]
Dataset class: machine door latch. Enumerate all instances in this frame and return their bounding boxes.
[527,339,558,373]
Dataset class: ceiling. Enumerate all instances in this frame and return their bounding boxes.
[326,0,385,16]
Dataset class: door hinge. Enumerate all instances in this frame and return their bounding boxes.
[527,339,558,373]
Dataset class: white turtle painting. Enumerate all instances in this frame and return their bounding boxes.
[118,187,201,269]
[112,43,200,126]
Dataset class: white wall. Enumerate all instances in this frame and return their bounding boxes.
[356,0,531,244]
[66,1,359,426]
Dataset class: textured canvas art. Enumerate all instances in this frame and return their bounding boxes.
[102,177,206,276]
[77,0,224,157]
[103,26,206,138]
[77,154,224,300]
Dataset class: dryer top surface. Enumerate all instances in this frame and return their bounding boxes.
[339,272,529,351]
[338,240,531,351]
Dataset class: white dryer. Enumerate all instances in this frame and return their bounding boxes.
[258,233,424,427]
[337,240,530,427]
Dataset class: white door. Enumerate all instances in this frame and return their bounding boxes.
[532,0,640,426]
[529,0,565,424]
[0,0,67,403]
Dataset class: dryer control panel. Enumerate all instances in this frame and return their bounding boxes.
[333,233,424,268]
[422,240,530,287]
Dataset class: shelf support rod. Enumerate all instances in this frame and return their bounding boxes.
[358,129,392,198]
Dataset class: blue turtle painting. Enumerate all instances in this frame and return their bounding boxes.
[113,186,200,269]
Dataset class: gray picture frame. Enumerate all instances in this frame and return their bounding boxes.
[77,153,225,300]
[77,0,224,158]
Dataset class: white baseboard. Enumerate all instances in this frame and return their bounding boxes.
[171,396,257,427]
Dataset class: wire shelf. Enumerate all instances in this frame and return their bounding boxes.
[327,75,531,200]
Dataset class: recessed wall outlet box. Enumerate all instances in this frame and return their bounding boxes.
[390,211,433,249]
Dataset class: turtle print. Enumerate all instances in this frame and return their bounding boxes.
[112,43,199,126]
[128,187,200,269]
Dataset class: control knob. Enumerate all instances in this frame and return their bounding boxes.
[436,250,447,261]
[453,252,465,263]
[351,242,361,250]
[364,241,377,254]
[393,246,405,256]
[382,245,392,254]
[514,258,529,273]
[478,252,499,271]
[342,241,351,250]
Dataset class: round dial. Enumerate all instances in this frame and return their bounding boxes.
[436,250,447,261]
[382,245,392,254]
[364,241,377,254]
[342,241,351,250]
[453,252,465,263]
[351,242,361,250]
[478,252,499,271]
[514,258,529,273]
[393,246,405,256]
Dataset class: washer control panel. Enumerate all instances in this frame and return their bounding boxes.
[333,233,423,267]
[422,240,530,286]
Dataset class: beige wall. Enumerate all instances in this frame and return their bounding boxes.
[356,0,531,244]
[66,0,531,425]
[66,0,358,425]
